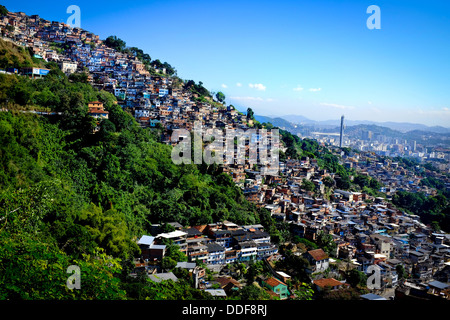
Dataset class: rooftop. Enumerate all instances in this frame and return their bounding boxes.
[157,230,187,239]
[428,280,450,290]
[137,235,155,246]
[204,289,227,297]
[313,278,344,288]
[360,293,388,300]
[307,248,329,261]
[264,277,286,288]
[148,272,178,283]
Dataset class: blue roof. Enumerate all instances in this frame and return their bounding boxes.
[360,293,387,300]
[137,235,155,246]
[428,281,450,290]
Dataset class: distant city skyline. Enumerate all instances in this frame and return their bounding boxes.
[3,0,449,127]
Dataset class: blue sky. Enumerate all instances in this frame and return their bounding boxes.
[3,0,450,127]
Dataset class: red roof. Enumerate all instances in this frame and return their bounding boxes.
[307,249,329,261]
[264,277,286,288]
[216,277,241,289]
[313,278,344,288]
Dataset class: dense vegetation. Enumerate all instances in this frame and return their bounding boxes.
[0,38,45,70]
[390,157,450,232]
[392,191,450,232]
[0,60,281,299]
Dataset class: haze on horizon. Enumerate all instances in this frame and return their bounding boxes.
[4,0,449,127]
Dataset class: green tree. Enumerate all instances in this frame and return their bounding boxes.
[293,282,314,300]
[215,91,225,103]
[232,284,271,300]
[161,257,177,271]
[396,264,407,280]
[104,35,126,52]
[316,231,337,257]
[346,269,367,288]
[302,178,315,192]
[246,107,254,121]
[0,234,126,300]
[0,5,8,16]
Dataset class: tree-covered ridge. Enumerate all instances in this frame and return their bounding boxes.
[103,35,176,76]
[0,38,45,69]
[0,64,281,298]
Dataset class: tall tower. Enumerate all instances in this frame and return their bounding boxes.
[339,115,344,148]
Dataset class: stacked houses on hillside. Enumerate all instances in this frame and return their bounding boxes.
[1,9,449,300]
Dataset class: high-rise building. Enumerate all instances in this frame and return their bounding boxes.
[339,115,344,148]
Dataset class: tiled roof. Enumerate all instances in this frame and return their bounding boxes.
[264,277,286,288]
[313,278,343,288]
[307,249,329,261]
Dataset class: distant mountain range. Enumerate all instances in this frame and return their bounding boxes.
[255,114,450,134]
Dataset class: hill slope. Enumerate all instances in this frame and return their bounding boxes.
[0,61,277,299]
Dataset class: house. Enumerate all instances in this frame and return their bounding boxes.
[204,289,227,298]
[215,276,241,294]
[175,261,197,273]
[206,243,225,265]
[21,67,50,78]
[313,278,346,291]
[427,280,450,299]
[304,249,330,273]
[148,272,178,283]
[137,235,166,261]
[59,60,77,74]
[88,101,109,119]
[370,234,392,258]
[360,293,388,300]
[238,241,257,261]
[409,250,427,264]
[261,277,290,300]
[156,230,188,253]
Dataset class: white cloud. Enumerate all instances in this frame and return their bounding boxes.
[309,88,322,92]
[230,96,264,102]
[266,98,275,102]
[370,107,381,113]
[416,107,450,116]
[293,85,304,92]
[221,84,227,88]
[320,102,355,110]
[236,82,242,87]
[249,83,266,91]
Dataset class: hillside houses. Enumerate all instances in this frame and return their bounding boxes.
[136,221,278,267]
[1,8,449,300]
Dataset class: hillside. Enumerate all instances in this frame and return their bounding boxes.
[0,63,277,299]
[1,5,449,302]
[0,38,44,69]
